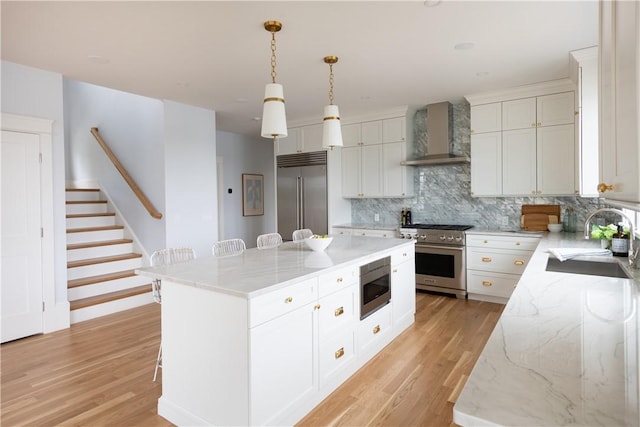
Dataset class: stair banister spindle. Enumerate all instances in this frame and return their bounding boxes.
[90,128,162,219]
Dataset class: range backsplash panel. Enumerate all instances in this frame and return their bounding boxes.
[351,100,606,230]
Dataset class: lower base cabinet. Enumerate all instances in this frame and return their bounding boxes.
[466,234,540,302]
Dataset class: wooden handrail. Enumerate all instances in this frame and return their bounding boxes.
[90,127,163,219]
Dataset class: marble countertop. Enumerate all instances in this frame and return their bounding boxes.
[332,223,400,231]
[454,232,640,426]
[136,236,414,299]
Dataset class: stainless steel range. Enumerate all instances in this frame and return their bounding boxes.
[399,224,474,299]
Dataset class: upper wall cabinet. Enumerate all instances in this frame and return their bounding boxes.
[598,0,640,206]
[277,124,324,155]
[467,82,577,197]
[341,114,413,198]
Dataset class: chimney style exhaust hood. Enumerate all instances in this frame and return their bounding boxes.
[401,102,469,166]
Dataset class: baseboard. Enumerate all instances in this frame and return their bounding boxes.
[158,396,217,426]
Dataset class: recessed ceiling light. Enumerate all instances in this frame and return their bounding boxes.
[87,55,109,64]
[476,71,489,77]
[236,97,248,103]
[176,81,190,88]
[454,42,475,51]
[253,117,261,121]
[424,0,442,6]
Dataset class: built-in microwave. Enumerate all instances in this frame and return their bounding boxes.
[360,256,391,320]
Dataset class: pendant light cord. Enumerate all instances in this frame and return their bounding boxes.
[328,63,334,105]
[270,32,277,84]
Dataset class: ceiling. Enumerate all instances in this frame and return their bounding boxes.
[1,1,599,137]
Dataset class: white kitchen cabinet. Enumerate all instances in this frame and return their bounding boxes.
[351,228,397,238]
[466,234,540,303]
[470,103,502,134]
[358,303,393,362]
[470,132,502,196]
[331,227,353,236]
[278,124,324,155]
[598,0,640,206]
[468,86,576,197]
[250,302,317,426]
[382,141,414,197]
[341,144,382,197]
[342,121,382,147]
[391,247,415,332]
[382,117,406,143]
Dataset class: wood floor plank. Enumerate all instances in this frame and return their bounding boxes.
[1,292,503,427]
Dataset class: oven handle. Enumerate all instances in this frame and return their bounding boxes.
[415,244,464,252]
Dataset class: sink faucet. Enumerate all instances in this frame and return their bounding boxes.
[584,208,638,268]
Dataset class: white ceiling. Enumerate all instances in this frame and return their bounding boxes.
[1,1,599,137]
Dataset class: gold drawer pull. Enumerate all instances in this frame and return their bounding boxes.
[482,257,492,262]
[335,347,345,359]
[334,306,344,317]
[516,242,521,246]
[598,182,615,193]
[314,304,321,310]
[337,277,344,283]
[514,260,524,265]
[483,240,488,244]
[403,252,407,256]
[284,296,293,304]
[482,281,492,287]
[373,325,381,334]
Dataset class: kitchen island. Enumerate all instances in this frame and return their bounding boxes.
[454,232,640,426]
[136,236,415,426]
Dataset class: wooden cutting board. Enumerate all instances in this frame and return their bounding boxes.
[521,204,561,231]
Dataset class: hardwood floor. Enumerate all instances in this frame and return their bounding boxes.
[1,292,503,427]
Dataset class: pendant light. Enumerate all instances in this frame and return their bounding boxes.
[261,20,287,140]
[322,55,343,149]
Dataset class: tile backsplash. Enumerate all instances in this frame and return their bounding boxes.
[351,100,607,230]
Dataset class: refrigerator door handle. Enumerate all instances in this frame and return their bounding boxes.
[300,177,305,228]
[296,176,301,229]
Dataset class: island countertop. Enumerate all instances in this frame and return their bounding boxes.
[454,232,640,426]
[136,235,415,299]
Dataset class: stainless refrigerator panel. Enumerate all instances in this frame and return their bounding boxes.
[277,167,301,241]
[300,165,328,236]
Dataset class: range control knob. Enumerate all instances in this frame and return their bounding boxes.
[447,235,454,241]
[455,236,463,242]
[439,235,446,241]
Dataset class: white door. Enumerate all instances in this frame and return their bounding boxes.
[1,130,43,342]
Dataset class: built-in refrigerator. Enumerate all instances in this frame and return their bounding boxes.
[276,151,328,241]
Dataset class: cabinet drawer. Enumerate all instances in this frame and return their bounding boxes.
[319,330,356,388]
[353,228,396,238]
[332,227,352,236]
[467,234,540,251]
[391,246,414,266]
[249,278,318,327]
[358,304,392,353]
[318,286,357,336]
[319,265,358,298]
[467,270,520,298]
[467,248,532,275]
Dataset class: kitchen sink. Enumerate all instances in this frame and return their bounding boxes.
[545,257,632,279]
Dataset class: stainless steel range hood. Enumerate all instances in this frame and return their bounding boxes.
[401,102,469,166]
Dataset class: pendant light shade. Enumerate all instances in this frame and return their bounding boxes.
[261,83,287,138]
[261,21,287,140]
[323,104,343,148]
[322,56,343,149]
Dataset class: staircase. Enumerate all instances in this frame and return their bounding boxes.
[66,188,153,324]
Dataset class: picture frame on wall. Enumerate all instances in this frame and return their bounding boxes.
[242,173,264,216]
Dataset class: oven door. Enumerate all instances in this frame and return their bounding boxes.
[414,244,465,292]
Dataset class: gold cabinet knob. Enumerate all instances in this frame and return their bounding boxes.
[483,240,488,244]
[482,281,492,287]
[334,306,344,317]
[516,242,521,245]
[482,257,492,262]
[337,277,343,283]
[514,260,525,265]
[531,123,536,127]
[597,183,615,193]
[284,296,293,304]
[335,347,345,359]
[393,268,398,273]
[373,325,381,334]
[314,304,321,310]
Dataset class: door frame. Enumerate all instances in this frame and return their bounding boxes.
[1,113,59,335]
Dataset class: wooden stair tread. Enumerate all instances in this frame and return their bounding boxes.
[66,188,100,192]
[67,239,133,251]
[67,225,124,233]
[69,285,151,311]
[68,253,142,269]
[66,212,115,218]
[68,269,138,288]
[66,200,107,204]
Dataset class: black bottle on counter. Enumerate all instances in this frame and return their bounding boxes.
[405,208,412,225]
[611,224,629,257]
[401,208,406,226]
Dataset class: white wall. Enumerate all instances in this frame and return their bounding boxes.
[64,80,166,253]
[164,101,218,257]
[216,131,276,248]
[1,61,68,308]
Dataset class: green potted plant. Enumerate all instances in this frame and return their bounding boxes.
[591,224,630,249]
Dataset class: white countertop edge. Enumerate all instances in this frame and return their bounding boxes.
[136,237,416,299]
